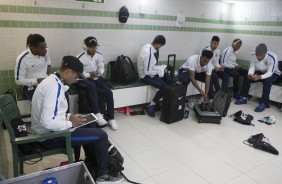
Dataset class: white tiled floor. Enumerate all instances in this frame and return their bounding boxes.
[4,98,282,184]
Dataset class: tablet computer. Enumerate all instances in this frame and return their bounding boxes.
[69,113,98,131]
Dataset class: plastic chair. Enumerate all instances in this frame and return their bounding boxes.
[0,94,74,177]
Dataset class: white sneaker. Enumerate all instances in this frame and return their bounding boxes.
[95,113,107,126]
[108,119,118,130]
[186,99,195,109]
[96,173,124,184]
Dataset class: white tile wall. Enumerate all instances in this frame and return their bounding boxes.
[0,0,281,70]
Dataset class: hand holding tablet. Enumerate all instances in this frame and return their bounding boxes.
[69,113,98,131]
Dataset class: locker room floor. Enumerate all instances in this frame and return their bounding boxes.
[4,97,282,184]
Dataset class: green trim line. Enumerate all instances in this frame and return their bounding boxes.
[75,0,104,3]
[0,5,281,27]
[1,20,282,36]
[186,17,282,27]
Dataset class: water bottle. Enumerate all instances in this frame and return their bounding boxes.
[42,177,59,184]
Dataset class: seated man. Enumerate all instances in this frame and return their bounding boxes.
[15,34,51,100]
[235,43,281,112]
[178,50,214,102]
[200,36,229,93]
[76,36,117,130]
[31,56,124,184]
[137,35,167,117]
[221,38,248,99]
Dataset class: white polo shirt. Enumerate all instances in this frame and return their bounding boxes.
[221,46,239,69]
[200,45,221,68]
[180,55,213,75]
[248,51,281,79]
[76,51,105,79]
[15,48,51,87]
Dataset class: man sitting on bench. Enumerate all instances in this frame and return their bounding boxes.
[76,36,117,130]
[15,34,51,100]
[235,43,281,112]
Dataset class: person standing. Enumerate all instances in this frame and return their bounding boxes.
[31,56,124,184]
[15,34,51,100]
[235,43,281,112]
[76,36,117,130]
[137,35,167,117]
[221,38,247,99]
[200,36,229,93]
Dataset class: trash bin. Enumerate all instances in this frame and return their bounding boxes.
[0,162,95,184]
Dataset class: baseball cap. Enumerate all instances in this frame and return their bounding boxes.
[255,43,267,55]
[84,36,99,47]
[61,56,86,79]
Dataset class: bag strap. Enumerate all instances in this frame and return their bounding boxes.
[123,55,136,72]
[120,172,141,184]
[243,140,254,147]
[117,55,125,81]
[228,114,235,118]
[24,155,43,165]
[107,61,115,80]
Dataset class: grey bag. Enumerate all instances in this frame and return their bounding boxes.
[212,91,231,117]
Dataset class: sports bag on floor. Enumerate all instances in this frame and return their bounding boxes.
[228,110,254,126]
[244,133,279,155]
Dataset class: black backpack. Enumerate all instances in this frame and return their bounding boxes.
[11,119,41,156]
[85,143,140,184]
[108,144,124,177]
[110,55,139,84]
[119,6,129,23]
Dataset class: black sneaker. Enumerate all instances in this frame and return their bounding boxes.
[146,104,155,117]
[233,92,240,100]
[96,174,124,184]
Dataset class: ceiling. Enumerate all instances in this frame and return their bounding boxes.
[201,0,281,1]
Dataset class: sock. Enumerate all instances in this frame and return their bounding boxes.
[150,102,156,106]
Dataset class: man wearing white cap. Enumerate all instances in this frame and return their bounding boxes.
[235,43,281,112]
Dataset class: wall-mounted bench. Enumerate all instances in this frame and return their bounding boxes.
[249,79,282,104]
[67,79,202,114]
[248,61,282,105]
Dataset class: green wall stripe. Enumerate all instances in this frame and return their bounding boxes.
[0,4,281,27]
[1,20,282,36]
[186,17,282,27]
